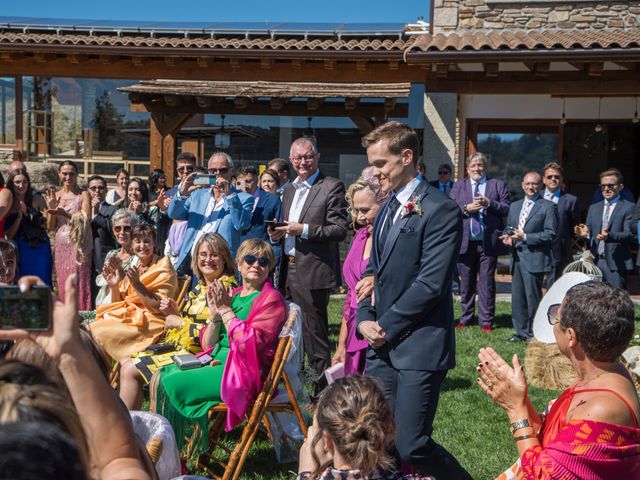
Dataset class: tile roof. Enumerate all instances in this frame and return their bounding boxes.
[119,79,412,98]
[406,29,640,55]
[0,31,411,55]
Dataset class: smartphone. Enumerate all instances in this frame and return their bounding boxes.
[0,285,51,331]
[193,174,217,186]
[501,226,517,236]
[146,343,175,354]
[265,220,288,228]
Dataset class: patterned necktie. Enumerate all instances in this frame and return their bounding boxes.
[379,196,401,251]
[598,202,612,255]
[518,199,532,232]
[470,182,481,237]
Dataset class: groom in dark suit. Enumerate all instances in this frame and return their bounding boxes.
[356,122,470,479]
[450,152,510,331]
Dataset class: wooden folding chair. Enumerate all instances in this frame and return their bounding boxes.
[196,308,307,480]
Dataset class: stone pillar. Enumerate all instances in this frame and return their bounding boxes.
[422,92,458,180]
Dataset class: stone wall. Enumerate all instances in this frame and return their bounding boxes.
[433,0,640,32]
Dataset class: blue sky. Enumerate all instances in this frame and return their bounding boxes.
[1,0,429,24]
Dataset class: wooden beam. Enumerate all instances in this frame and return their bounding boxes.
[33,52,55,63]
[270,98,286,110]
[0,52,15,62]
[195,96,211,108]
[163,95,181,107]
[131,57,150,67]
[0,56,426,83]
[133,98,408,118]
[349,114,375,134]
[524,62,550,77]
[356,60,367,71]
[306,98,324,111]
[435,63,449,78]
[483,62,499,78]
[324,59,335,70]
[389,61,400,71]
[234,97,250,109]
[424,70,640,95]
[229,58,242,71]
[384,98,397,111]
[260,59,273,70]
[165,57,183,67]
[197,57,210,68]
[149,111,193,184]
[586,62,604,77]
[345,97,359,110]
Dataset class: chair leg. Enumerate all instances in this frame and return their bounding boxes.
[282,371,308,437]
[262,413,273,441]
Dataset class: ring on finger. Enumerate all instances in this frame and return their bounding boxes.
[486,381,494,390]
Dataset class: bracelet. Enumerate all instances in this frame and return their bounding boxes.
[514,434,537,442]
[509,418,531,434]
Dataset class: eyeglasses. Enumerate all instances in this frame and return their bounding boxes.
[547,303,561,326]
[114,225,132,233]
[600,183,619,191]
[208,167,229,174]
[545,175,561,180]
[243,255,270,268]
[177,167,194,174]
[89,185,106,191]
[289,153,317,163]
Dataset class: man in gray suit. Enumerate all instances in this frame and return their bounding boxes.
[502,171,558,342]
[357,122,470,478]
[269,137,348,399]
[581,169,634,289]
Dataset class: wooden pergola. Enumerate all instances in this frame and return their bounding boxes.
[118,79,411,181]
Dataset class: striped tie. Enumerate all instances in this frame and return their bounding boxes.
[518,200,532,232]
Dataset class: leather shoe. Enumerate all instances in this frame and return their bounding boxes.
[455,323,466,331]
[508,334,527,342]
[481,325,492,333]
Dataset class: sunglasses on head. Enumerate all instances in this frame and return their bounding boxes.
[114,225,132,233]
[243,255,269,268]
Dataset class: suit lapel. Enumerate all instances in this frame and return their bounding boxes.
[593,202,604,233]
[524,198,543,226]
[378,180,429,272]
[298,173,323,221]
[282,184,296,221]
[606,199,623,226]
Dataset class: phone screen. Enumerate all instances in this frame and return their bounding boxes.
[193,174,217,186]
[0,286,51,331]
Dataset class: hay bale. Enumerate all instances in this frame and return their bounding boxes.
[525,340,576,390]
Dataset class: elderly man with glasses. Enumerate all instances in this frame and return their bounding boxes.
[578,168,634,289]
[269,137,348,400]
[168,151,253,275]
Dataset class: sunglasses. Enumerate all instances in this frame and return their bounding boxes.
[177,167,194,174]
[114,225,132,233]
[600,183,619,191]
[545,175,561,180]
[208,167,229,174]
[547,303,561,326]
[438,171,450,175]
[243,255,270,268]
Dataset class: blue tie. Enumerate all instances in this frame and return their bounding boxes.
[470,183,481,237]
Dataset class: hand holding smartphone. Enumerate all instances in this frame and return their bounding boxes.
[193,174,217,186]
[265,219,288,229]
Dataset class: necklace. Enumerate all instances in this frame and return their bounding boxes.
[576,368,610,388]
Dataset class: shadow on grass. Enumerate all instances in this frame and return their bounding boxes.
[493,311,513,329]
[442,375,473,391]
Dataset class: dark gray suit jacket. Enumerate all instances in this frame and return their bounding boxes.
[356,180,462,371]
[586,198,634,272]
[551,191,580,265]
[506,197,558,274]
[277,172,348,291]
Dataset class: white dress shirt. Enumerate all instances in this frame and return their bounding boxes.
[379,175,422,237]
[191,192,225,255]
[284,170,320,256]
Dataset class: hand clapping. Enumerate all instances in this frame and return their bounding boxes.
[206,279,233,311]
[477,347,528,414]
[103,255,124,288]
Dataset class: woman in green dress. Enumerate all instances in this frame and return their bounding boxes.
[151,238,287,450]
[118,233,237,410]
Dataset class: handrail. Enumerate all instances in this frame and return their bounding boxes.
[45,155,150,185]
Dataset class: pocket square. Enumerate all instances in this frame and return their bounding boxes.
[400,226,415,234]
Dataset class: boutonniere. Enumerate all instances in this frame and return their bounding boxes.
[401,196,423,218]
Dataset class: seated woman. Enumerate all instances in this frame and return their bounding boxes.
[119,233,237,410]
[152,238,287,450]
[95,209,139,306]
[89,224,178,361]
[479,281,640,480]
[297,375,432,480]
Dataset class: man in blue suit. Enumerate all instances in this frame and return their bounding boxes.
[450,153,511,332]
[236,166,281,242]
[428,163,453,194]
[541,162,580,287]
[357,122,470,479]
[581,168,634,289]
[502,172,557,341]
[168,152,253,275]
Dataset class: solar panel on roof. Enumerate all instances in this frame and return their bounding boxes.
[0,16,405,36]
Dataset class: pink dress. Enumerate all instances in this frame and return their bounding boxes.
[53,195,92,310]
[341,227,371,375]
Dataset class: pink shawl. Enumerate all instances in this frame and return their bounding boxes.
[212,282,287,431]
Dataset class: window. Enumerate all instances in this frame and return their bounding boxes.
[0,78,16,145]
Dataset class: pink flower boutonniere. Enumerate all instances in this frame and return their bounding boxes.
[401,196,423,218]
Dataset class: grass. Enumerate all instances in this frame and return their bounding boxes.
[183,299,640,480]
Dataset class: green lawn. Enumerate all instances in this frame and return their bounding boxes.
[190,299,640,480]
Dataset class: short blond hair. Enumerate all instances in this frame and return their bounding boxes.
[236,239,276,270]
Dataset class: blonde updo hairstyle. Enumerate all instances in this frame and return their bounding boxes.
[311,375,395,476]
[345,175,386,229]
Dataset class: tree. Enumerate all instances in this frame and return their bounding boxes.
[91,90,124,151]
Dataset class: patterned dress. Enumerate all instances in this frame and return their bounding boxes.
[53,194,92,310]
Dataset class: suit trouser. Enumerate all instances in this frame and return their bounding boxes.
[511,260,544,339]
[366,354,472,480]
[286,261,331,398]
[596,257,627,289]
[458,241,497,327]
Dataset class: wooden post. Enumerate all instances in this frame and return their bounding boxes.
[149,111,193,185]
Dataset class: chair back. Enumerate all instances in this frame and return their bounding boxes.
[175,275,191,311]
